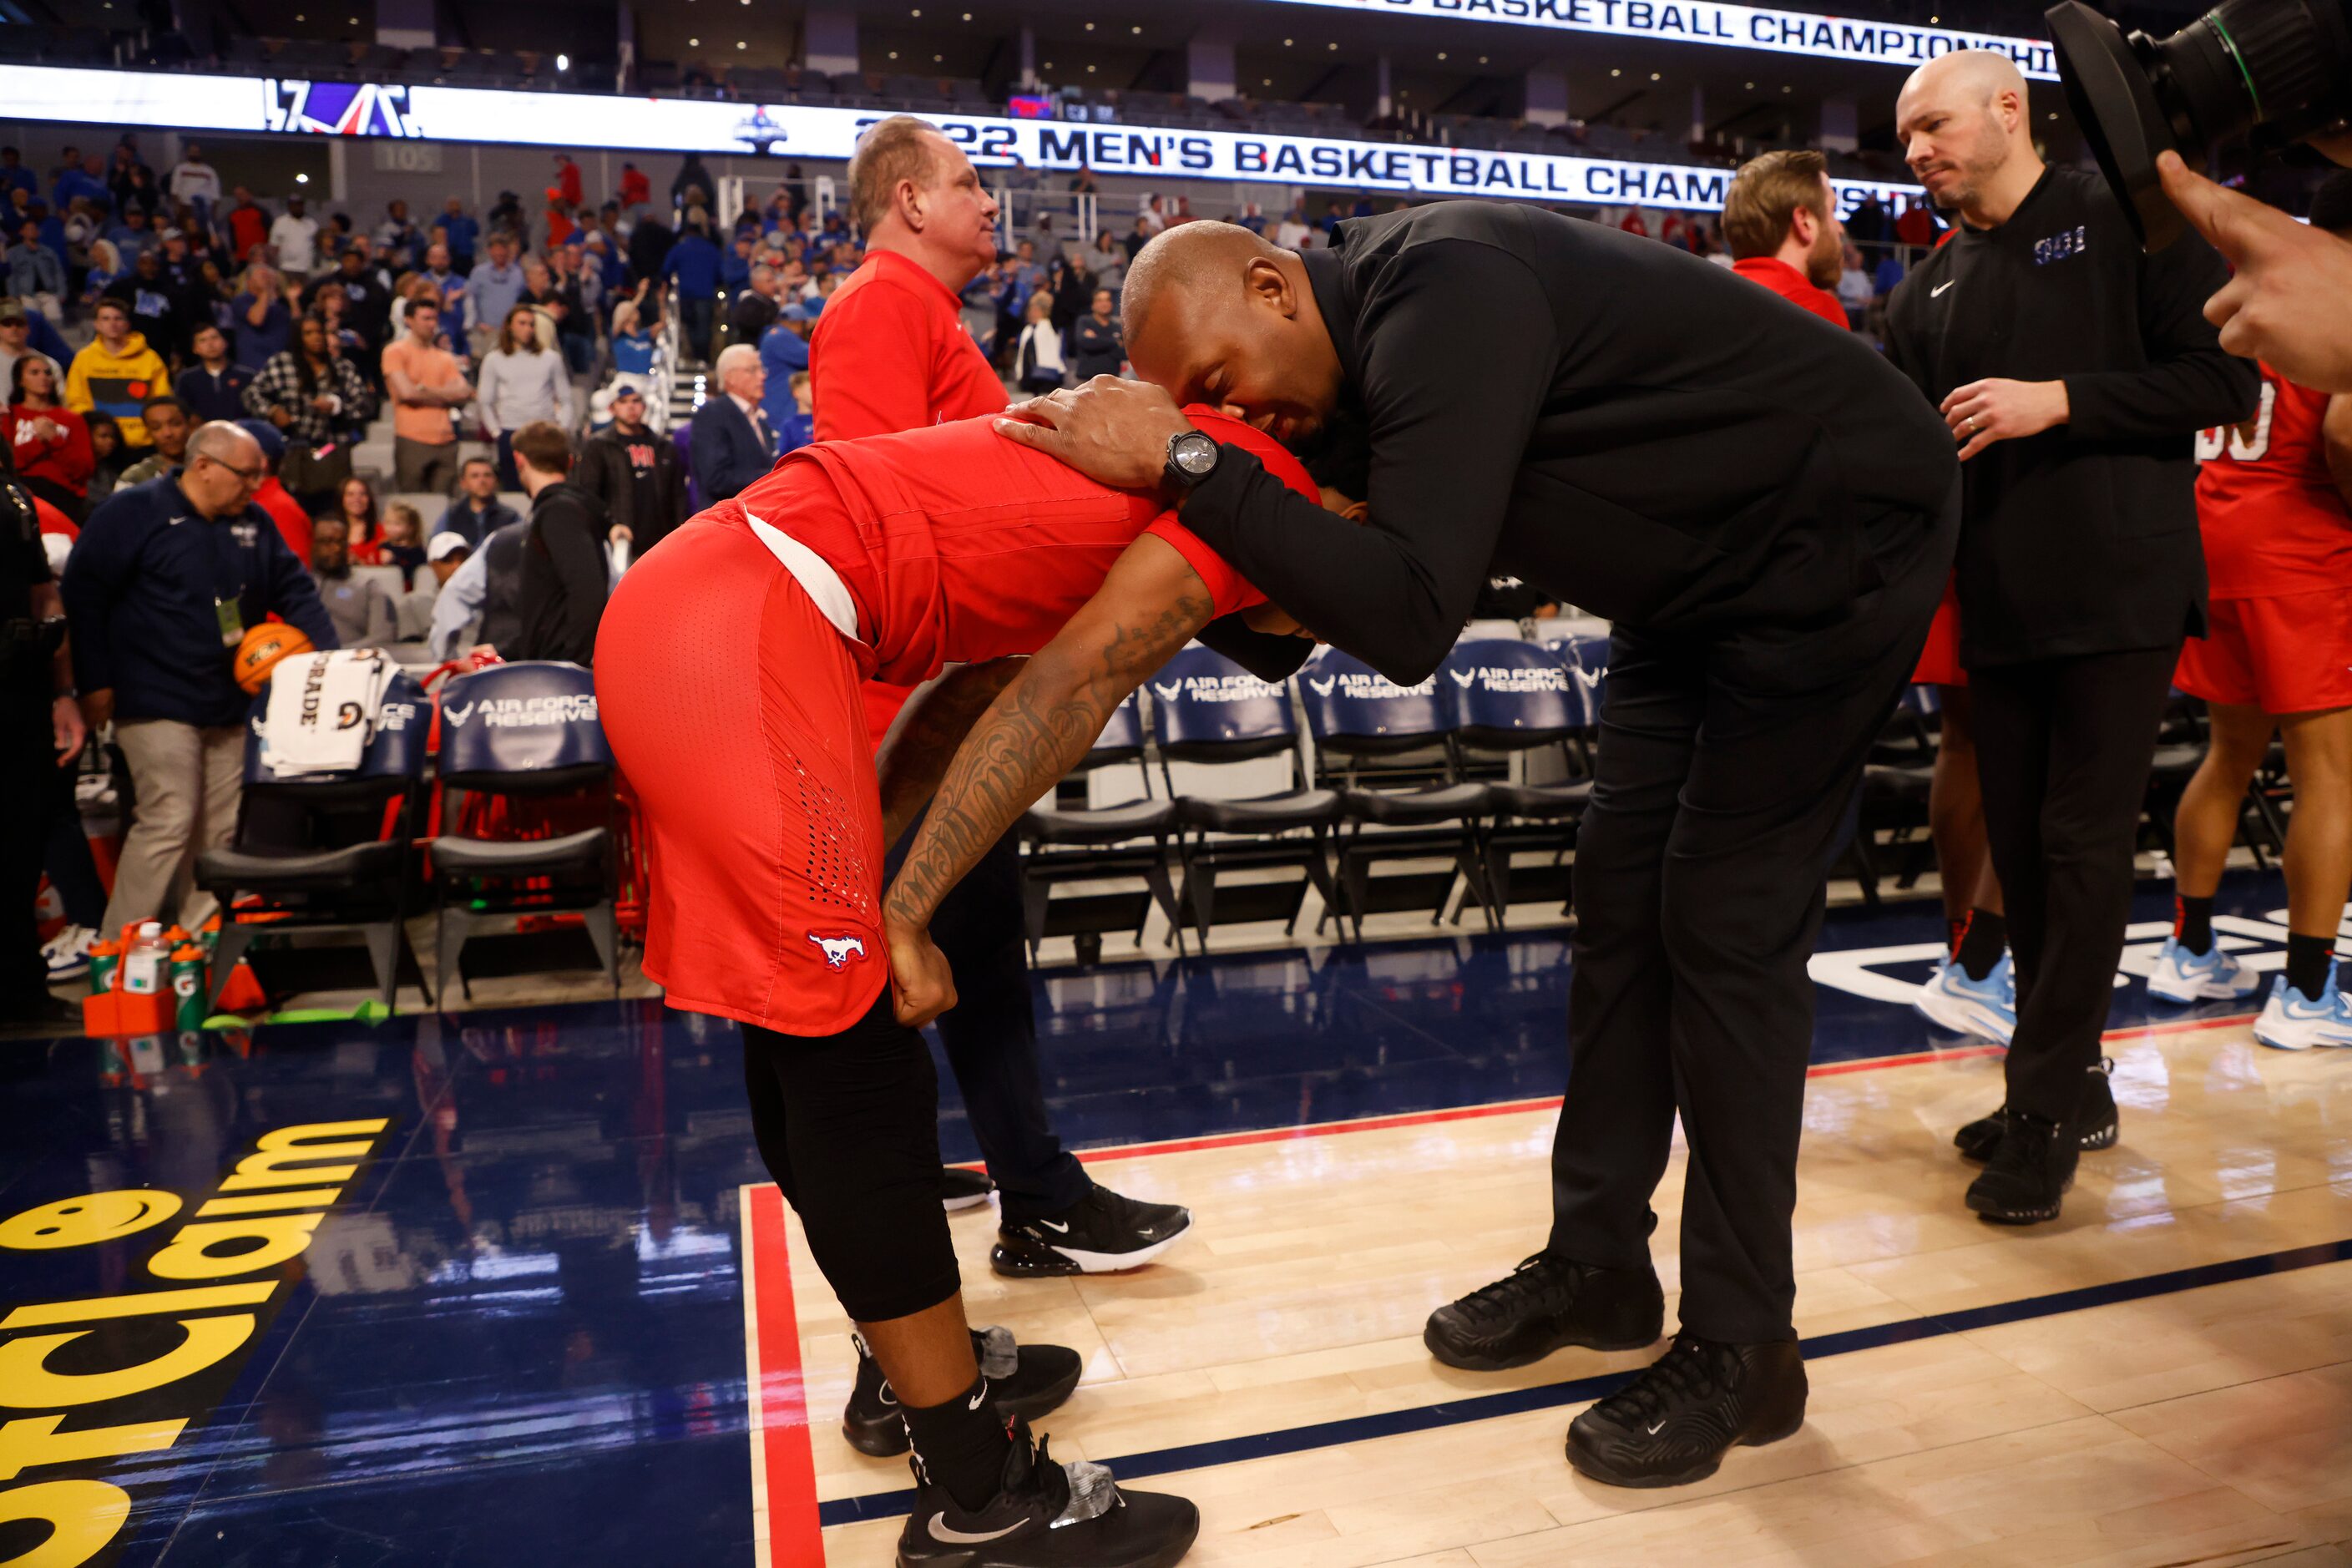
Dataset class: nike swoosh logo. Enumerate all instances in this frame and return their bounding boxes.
[1039,1220,1070,1233]
[928,1514,1024,1545]
[1646,1420,1667,1434]
[1932,281,1956,297]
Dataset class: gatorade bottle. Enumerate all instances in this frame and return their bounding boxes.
[169,945,209,1031]
[88,940,120,996]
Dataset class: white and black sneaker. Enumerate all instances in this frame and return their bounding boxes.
[943,1166,997,1212]
[897,1417,1198,1568]
[845,1328,1085,1458]
[991,1186,1192,1278]
[42,924,94,985]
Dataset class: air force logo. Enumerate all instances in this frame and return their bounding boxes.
[807,933,869,969]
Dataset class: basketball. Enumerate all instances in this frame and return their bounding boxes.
[233,621,313,694]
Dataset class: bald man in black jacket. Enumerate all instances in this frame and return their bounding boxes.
[990,199,1960,1490]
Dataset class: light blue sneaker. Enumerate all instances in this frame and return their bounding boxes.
[2253,971,2352,1050]
[2146,937,2261,1004]
[1914,953,2017,1045]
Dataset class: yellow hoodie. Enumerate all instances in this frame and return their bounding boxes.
[65,330,171,448]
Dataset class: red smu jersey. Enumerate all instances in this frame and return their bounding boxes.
[725,407,1317,687]
[809,248,1008,440]
[2194,364,2352,599]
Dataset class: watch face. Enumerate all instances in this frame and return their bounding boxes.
[1174,434,1217,476]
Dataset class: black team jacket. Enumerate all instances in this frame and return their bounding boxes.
[1167,200,1960,686]
[513,480,612,666]
[1884,164,2258,669]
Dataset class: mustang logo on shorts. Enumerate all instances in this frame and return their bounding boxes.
[807,933,869,969]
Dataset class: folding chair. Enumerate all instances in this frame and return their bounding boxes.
[429,662,621,999]
[197,672,432,1012]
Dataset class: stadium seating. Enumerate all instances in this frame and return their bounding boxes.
[196,671,433,1011]
[1296,646,1496,938]
[428,661,622,998]
[1443,639,1592,919]
[1017,692,1185,959]
[1148,646,1343,944]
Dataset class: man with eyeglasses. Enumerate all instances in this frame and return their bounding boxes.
[60,421,337,935]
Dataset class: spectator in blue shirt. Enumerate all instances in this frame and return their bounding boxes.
[438,196,479,272]
[0,148,35,201]
[52,150,108,216]
[1871,251,1906,297]
[107,207,158,264]
[758,306,812,428]
[721,231,755,294]
[663,223,721,362]
[464,233,525,357]
[230,261,293,372]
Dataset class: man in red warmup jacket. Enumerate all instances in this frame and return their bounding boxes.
[597,407,1322,1567]
[810,119,1199,1289]
[1720,149,1852,330]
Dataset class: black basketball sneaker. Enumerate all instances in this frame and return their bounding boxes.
[1965,1108,2081,1225]
[991,1186,1192,1278]
[1423,1253,1665,1372]
[943,1166,997,1212]
[1565,1333,1808,1489]
[897,1418,1198,1568]
[1955,1057,2117,1162]
[844,1328,1085,1458]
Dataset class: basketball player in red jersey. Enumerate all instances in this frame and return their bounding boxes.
[812,117,1196,1289]
[2157,179,2352,1049]
[595,406,1321,1567]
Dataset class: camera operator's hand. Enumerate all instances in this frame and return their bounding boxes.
[2159,150,2352,393]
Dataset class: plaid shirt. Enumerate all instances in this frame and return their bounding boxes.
[240,349,377,448]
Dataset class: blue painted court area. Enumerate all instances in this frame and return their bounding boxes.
[0,867,2301,1566]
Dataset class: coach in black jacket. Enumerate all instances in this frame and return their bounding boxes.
[996,196,1960,1489]
[508,422,611,667]
[1885,53,2257,1224]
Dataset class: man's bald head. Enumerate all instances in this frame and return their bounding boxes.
[1896,48,2041,223]
[182,421,266,518]
[1120,220,1347,449]
[1122,220,1285,340]
[187,420,260,468]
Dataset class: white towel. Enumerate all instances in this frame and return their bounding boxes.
[262,650,396,776]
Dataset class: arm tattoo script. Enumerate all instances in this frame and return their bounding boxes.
[885,581,1215,931]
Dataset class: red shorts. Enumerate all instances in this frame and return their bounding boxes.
[595,498,889,1037]
[1910,576,1965,687]
[2175,589,2352,715]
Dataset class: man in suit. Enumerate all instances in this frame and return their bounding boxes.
[689,344,772,503]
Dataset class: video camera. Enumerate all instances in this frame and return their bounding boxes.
[2046,0,2352,248]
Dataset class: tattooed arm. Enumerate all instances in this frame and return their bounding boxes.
[881,534,1219,1025]
[873,659,1027,850]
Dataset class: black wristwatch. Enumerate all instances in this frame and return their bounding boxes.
[1163,428,1219,496]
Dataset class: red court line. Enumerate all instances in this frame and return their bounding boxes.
[747,1182,826,1567]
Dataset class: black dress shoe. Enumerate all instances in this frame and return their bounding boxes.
[1424,1252,1664,1372]
[1955,1057,2117,1161]
[1565,1333,1808,1489]
[844,1327,1085,1458]
[1965,1109,2079,1224]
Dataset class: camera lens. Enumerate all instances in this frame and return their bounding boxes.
[2153,0,2344,151]
[2049,0,2352,248]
